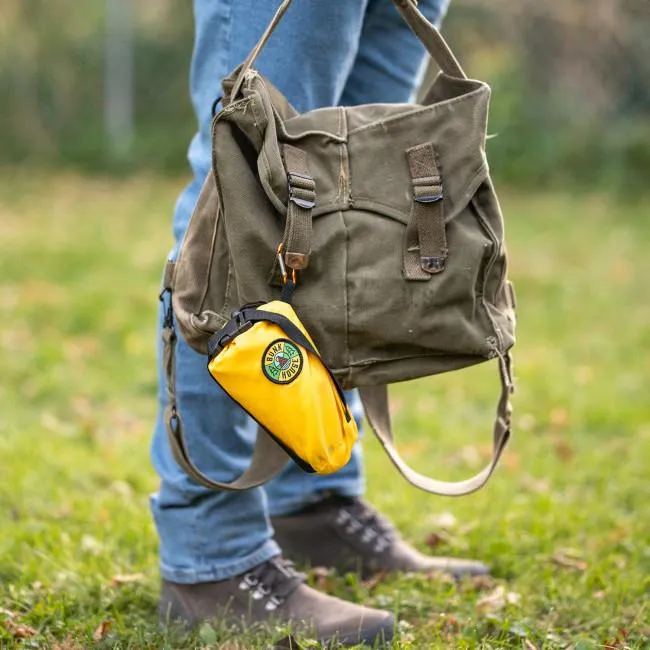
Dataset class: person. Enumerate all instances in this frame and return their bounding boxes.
[151,0,487,645]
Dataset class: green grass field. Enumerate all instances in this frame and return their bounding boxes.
[1,172,648,649]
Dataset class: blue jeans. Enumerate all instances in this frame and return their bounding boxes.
[151,0,449,584]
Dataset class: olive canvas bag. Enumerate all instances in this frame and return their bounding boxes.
[159,0,517,495]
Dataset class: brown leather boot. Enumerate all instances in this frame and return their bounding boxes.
[159,556,394,646]
[271,495,489,579]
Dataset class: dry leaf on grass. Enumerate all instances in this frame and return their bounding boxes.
[110,573,144,586]
[53,635,85,650]
[476,585,521,613]
[438,613,459,635]
[465,575,496,592]
[427,511,458,530]
[549,408,569,428]
[92,620,112,642]
[592,589,607,600]
[424,531,450,549]
[523,640,538,650]
[309,566,332,592]
[552,552,587,572]
[360,570,387,592]
[520,474,550,494]
[0,608,18,619]
[553,438,575,462]
[1,619,37,639]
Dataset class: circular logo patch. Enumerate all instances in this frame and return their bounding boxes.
[262,339,303,384]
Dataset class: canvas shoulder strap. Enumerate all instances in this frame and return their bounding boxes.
[359,352,513,496]
[159,267,290,491]
[230,0,466,99]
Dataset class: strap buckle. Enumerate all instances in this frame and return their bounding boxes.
[287,172,315,209]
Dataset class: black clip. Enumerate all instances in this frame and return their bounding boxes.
[159,288,174,329]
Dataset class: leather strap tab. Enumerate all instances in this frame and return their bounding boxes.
[282,144,314,270]
[403,143,447,280]
[358,351,513,496]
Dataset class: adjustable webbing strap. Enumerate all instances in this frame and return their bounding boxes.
[403,143,447,281]
[281,145,315,271]
[159,291,290,491]
[358,351,513,496]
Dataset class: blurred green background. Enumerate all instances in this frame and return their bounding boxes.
[1,0,648,192]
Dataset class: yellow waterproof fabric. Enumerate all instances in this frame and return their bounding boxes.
[207,300,358,474]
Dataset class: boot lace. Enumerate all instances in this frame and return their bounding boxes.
[334,497,398,553]
[237,557,305,611]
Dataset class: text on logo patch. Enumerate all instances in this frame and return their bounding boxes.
[262,339,303,384]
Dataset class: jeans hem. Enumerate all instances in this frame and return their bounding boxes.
[160,539,281,584]
[267,481,365,517]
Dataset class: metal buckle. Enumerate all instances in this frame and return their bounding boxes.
[287,172,315,209]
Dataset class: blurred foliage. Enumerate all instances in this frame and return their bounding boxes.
[0,0,648,192]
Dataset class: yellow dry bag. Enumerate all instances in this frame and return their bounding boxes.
[206,299,358,474]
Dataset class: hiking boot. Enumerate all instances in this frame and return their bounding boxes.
[271,495,490,579]
[159,556,394,646]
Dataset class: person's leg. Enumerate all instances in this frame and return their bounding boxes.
[265,0,450,517]
[340,0,451,106]
[151,0,372,586]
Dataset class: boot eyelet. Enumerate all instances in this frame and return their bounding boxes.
[265,595,284,611]
[239,574,258,590]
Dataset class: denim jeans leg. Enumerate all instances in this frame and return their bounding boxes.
[150,0,375,583]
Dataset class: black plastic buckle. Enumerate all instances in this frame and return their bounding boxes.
[208,310,253,358]
[159,288,173,328]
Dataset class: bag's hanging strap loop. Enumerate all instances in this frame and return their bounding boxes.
[159,289,291,491]
[231,0,466,100]
[403,143,447,280]
[358,351,514,496]
[281,144,315,271]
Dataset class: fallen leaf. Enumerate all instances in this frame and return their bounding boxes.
[92,620,112,642]
[476,585,521,613]
[427,512,458,530]
[52,635,84,650]
[81,534,103,554]
[0,608,18,619]
[549,408,569,428]
[110,573,144,586]
[592,590,607,600]
[438,613,459,634]
[503,450,521,470]
[518,413,536,432]
[1,619,37,639]
[552,552,587,572]
[524,640,538,650]
[424,531,449,549]
[520,475,550,494]
[553,438,574,462]
[454,445,481,468]
[309,566,331,592]
[465,575,496,592]
[360,570,387,592]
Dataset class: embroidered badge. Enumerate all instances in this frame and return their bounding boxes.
[262,339,303,384]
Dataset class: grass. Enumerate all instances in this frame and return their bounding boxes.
[0,170,648,649]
